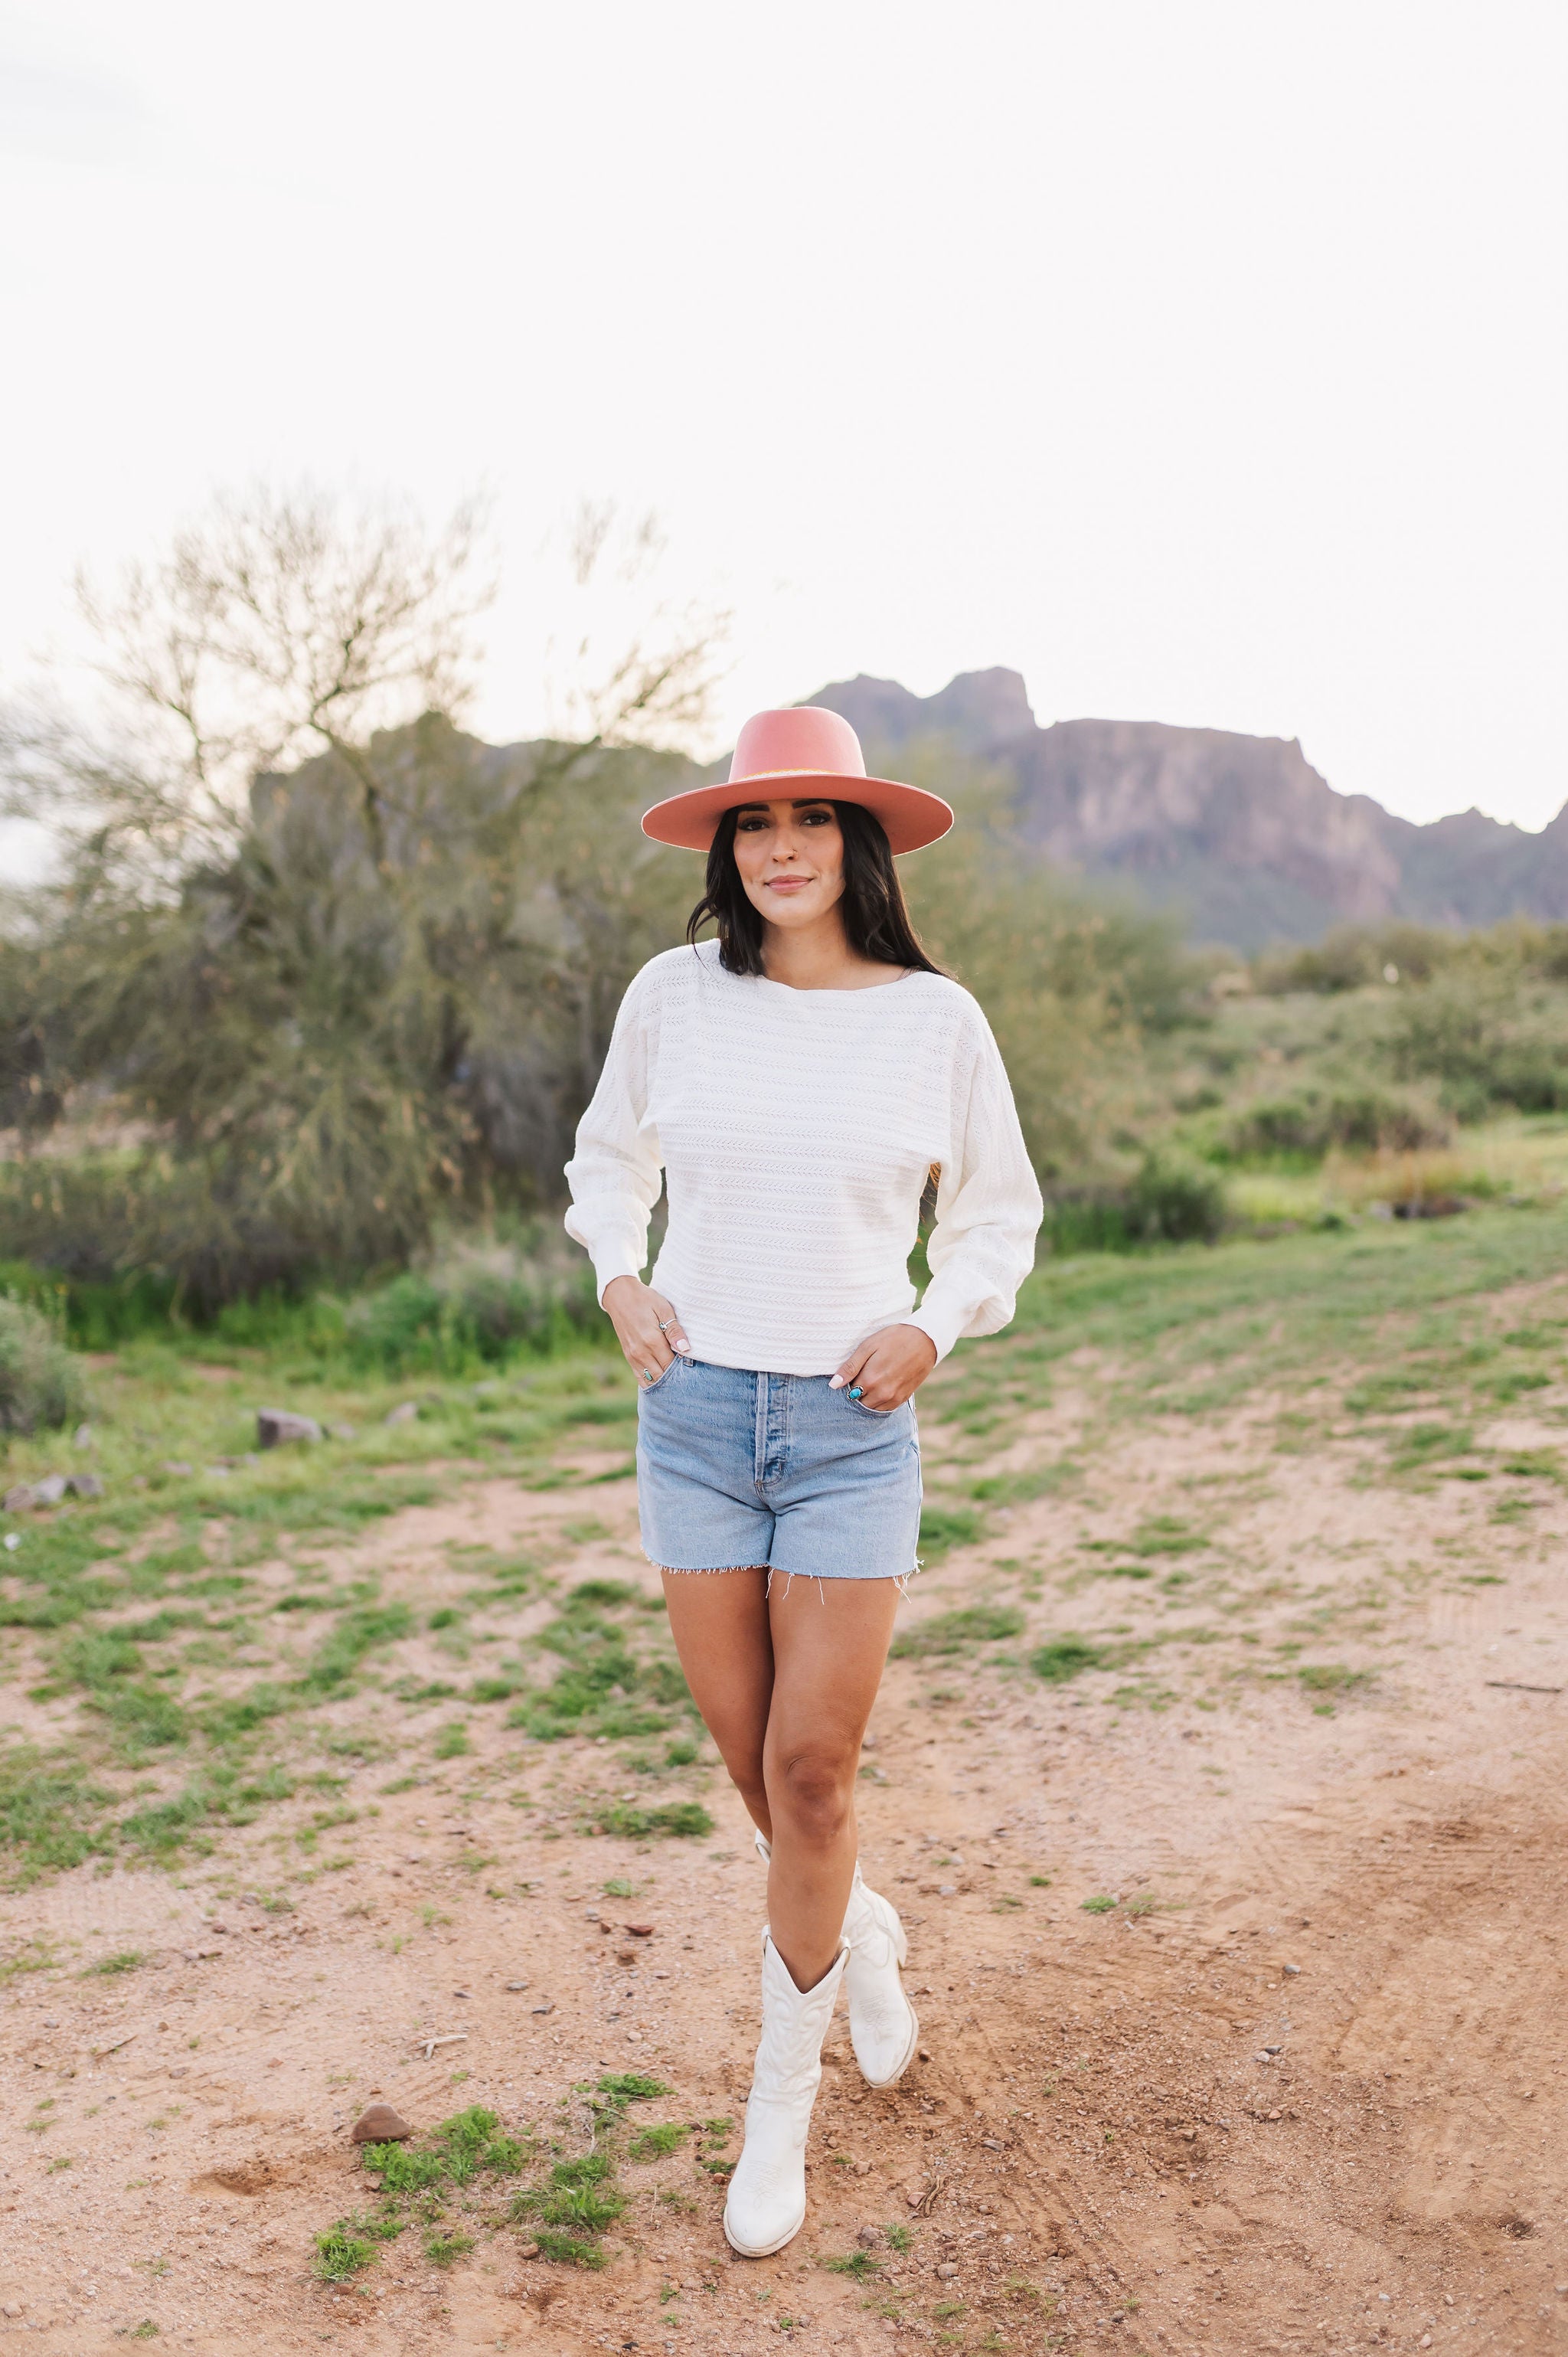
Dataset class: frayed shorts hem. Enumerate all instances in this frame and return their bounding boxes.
[652,1557,921,1592]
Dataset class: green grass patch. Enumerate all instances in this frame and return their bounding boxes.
[360,2105,528,2198]
[589,1800,713,1840]
[313,2226,377,2283]
[1029,1638,1106,1683]
[916,1505,983,1554]
[1297,1663,1372,1695]
[0,1744,115,1885]
[890,1607,1025,1659]
[423,2228,475,2268]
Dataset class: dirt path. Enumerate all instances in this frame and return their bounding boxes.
[4,1359,1568,2355]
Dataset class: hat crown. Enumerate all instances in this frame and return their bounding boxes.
[727,706,867,787]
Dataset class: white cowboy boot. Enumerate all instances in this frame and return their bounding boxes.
[841,1863,920,2086]
[724,1934,848,2257]
[753,1832,920,2091]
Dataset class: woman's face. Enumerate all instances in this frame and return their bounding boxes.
[730,799,846,931]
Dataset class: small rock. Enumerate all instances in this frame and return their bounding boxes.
[32,1473,68,1505]
[3,1484,35,1513]
[256,1408,322,1448]
[2,1532,19,1551]
[936,2264,959,2280]
[505,1981,529,1992]
[384,1400,419,1426]
[857,2228,880,2249]
[938,1883,957,1897]
[452,1988,470,1999]
[67,1473,104,1499]
[917,2046,932,2062]
[625,1922,655,1937]
[531,2001,554,2015]
[518,2241,541,2260]
[351,2102,412,2143]
[1283,1962,1301,1976]
[158,1461,194,1477]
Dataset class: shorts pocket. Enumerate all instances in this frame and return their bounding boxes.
[639,1353,684,1395]
[843,1388,897,1420]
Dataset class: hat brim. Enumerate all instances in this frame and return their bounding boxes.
[639,771,955,856]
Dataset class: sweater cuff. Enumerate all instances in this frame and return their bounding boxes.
[906,1299,965,1365]
[591,1241,646,1306]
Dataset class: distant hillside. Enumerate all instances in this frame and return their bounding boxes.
[808,669,1568,950]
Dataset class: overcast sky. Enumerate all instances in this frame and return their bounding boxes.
[2,0,1565,829]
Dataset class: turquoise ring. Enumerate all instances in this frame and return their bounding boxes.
[846,1384,863,1401]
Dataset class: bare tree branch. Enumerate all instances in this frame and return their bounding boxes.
[3,482,495,884]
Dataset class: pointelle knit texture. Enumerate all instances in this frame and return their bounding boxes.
[563,940,1044,1377]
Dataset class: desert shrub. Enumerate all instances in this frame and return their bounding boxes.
[343,1228,602,1374]
[1124,1149,1225,1244]
[1223,1089,1445,1162]
[1386,978,1568,1116]
[0,1296,88,1437]
[1255,918,1568,996]
[1040,1149,1226,1254]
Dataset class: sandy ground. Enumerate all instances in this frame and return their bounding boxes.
[4,1365,1568,2357]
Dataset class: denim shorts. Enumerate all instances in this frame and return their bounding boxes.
[635,1356,923,1581]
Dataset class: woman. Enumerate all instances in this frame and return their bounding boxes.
[564,704,1042,2257]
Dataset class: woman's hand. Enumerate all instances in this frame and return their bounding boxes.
[829,1323,938,1411]
[603,1275,691,1388]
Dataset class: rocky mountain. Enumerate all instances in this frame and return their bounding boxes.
[808,669,1568,950]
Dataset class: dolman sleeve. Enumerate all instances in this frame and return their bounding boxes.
[564,964,664,1303]
[905,999,1044,1362]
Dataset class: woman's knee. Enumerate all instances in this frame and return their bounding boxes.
[708,1727,766,1806]
[766,1743,858,1844]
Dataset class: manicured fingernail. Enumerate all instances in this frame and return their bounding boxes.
[828,1375,844,1388]
[675,1341,691,1353]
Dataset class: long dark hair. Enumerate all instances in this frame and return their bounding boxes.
[685,801,944,979]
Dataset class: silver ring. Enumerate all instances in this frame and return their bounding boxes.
[656,1317,675,1332]
[642,1367,656,1383]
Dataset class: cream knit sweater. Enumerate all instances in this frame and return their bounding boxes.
[564,940,1044,1378]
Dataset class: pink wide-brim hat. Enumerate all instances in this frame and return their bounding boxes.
[639,705,955,856]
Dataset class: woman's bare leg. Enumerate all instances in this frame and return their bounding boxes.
[660,1568,900,1992]
[763,1577,900,1991]
[660,1569,776,1838]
